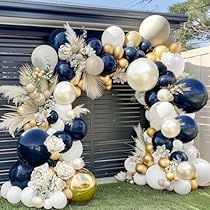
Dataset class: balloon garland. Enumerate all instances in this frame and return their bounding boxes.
[0,14,209,209]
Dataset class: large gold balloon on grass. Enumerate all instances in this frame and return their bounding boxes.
[66,169,96,204]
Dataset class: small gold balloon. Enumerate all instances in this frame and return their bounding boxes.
[158,157,170,169]
[169,42,181,53]
[190,180,198,190]
[176,161,196,180]
[23,123,31,131]
[135,163,147,174]
[103,44,114,55]
[66,168,96,204]
[74,86,82,97]
[50,151,60,160]
[145,144,154,154]
[143,154,154,167]
[105,79,112,86]
[166,172,175,181]
[118,58,129,69]
[153,45,169,58]
[29,119,37,127]
[17,106,25,116]
[146,52,158,61]
[125,31,142,47]
[39,121,49,131]
[100,75,110,84]
[104,84,112,91]
[78,80,84,91]
[146,128,156,138]
[113,46,124,59]
[63,188,73,200]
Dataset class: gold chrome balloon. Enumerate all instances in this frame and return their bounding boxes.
[74,86,82,97]
[190,180,198,190]
[63,188,73,200]
[100,75,110,84]
[125,31,142,47]
[166,172,175,181]
[146,127,156,138]
[145,144,154,154]
[103,44,114,55]
[105,79,112,86]
[153,45,169,58]
[104,84,112,91]
[146,52,158,61]
[50,151,60,160]
[23,123,31,131]
[169,42,181,53]
[118,58,129,69]
[143,154,154,166]
[158,157,170,169]
[113,46,124,59]
[135,163,147,174]
[176,161,196,180]
[66,168,96,204]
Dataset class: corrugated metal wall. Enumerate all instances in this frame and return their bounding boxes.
[181,47,210,162]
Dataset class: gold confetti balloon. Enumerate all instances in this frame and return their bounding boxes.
[66,168,96,204]
[103,44,114,55]
[125,31,142,47]
[113,46,124,59]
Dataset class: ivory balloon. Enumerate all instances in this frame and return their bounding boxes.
[102,26,125,47]
[124,157,136,173]
[176,161,196,180]
[135,91,146,105]
[54,103,72,122]
[73,158,85,170]
[50,191,67,209]
[44,199,52,209]
[145,165,166,190]
[161,119,181,138]
[127,58,159,92]
[20,187,34,208]
[183,144,197,161]
[173,139,183,151]
[31,45,58,70]
[133,173,146,186]
[60,140,83,162]
[157,89,174,102]
[85,56,104,76]
[50,118,65,131]
[173,180,191,194]
[53,81,76,105]
[139,15,170,46]
[161,52,185,78]
[1,181,12,199]
[7,186,22,204]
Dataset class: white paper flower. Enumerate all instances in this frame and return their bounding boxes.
[44,135,65,153]
[58,44,72,60]
[50,175,66,192]
[54,161,75,180]
[112,68,127,84]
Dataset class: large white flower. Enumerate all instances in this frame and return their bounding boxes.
[54,161,75,180]
[44,135,65,153]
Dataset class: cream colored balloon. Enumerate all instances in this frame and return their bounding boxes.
[161,119,181,138]
[176,161,196,180]
[127,58,159,91]
[53,81,76,105]
[157,89,174,102]
[139,15,170,46]
[85,56,104,76]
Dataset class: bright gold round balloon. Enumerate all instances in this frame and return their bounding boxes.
[145,144,154,154]
[146,52,158,61]
[135,163,147,174]
[103,44,114,55]
[100,75,110,84]
[166,172,175,181]
[104,84,112,91]
[146,127,156,138]
[66,168,96,204]
[190,180,198,190]
[176,161,196,180]
[158,157,170,169]
[153,45,169,58]
[105,79,112,86]
[118,58,129,69]
[169,42,181,53]
[143,154,154,166]
[113,46,124,59]
[125,31,142,47]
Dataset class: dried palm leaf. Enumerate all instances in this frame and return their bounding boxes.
[72,104,90,118]
[19,64,33,86]
[82,73,104,100]
[64,22,78,45]
[49,75,58,95]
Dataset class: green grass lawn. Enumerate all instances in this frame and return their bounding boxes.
[1,182,210,210]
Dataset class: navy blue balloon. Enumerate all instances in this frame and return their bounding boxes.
[175,115,198,143]
[139,40,151,52]
[65,118,87,140]
[145,88,159,107]
[170,151,188,162]
[152,131,174,151]
[54,131,73,153]
[48,159,58,167]
[87,38,102,55]
[49,29,67,50]
[101,54,117,75]
[124,47,138,62]
[157,71,176,87]
[55,61,75,81]
[18,128,50,167]
[155,61,167,75]
[47,110,58,124]
[173,78,208,113]
[136,49,145,59]
[9,160,33,189]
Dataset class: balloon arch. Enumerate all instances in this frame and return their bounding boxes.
[0,14,209,209]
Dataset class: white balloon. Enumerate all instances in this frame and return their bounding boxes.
[135,91,146,105]
[53,81,76,105]
[149,102,177,130]
[139,15,170,46]
[133,173,146,186]
[85,56,104,75]
[73,158,85,170]
[31,45,58,70]
[54,103,72,122]
[32,196,44,208]
[20,187,34,207]
[44,199,52,209]
[143,131,152,144]
[102,26,125,47]
[161,52,185,78]
[157,89,174,102]
[192,158,210,186]
[50,191,67,209]
[172,180,191,195]
[127,58,159,92]
[161,119,181,138]
[145,110,151,121]
[47,128,57,136]
[145,165,166,190]
[173,140,183,151]
[50,118,65,131]
[124,157,136,173]
[7,186,22,204]
[60,140,83,162]
[1,181,12,199]
[183,144,197,161]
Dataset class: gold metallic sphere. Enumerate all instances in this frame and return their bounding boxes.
[104,84,112,91]
[66,168,96,204]
[190,180,198,190]
[158,157,170,169]
[153,45,169,58]
[17,106,25,116]
[23,123,32,131]
[145,144,154,154]
[135,163,147,174]
[169,42,181,53]
[113,46,124,59]
[78,80,84,91]
[146,127,156,138]
[100,75,110,84]
[146,52,158,61]
[75,86,82,97]
[39,121,49,131]
[166,172,175,181]
[176,161,196,180]
[143,154,154,167]
[63,188,73,200]
[125,31,142,47]
[29,119,37,127]
[104,79,112,86]
[103,44,114,55]
[50,151,60,160]
[118,58,129,69]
